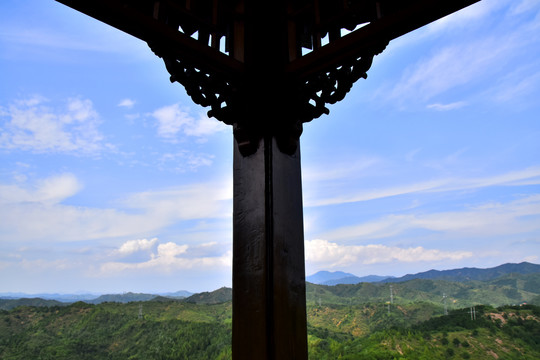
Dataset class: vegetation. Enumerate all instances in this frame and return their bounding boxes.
[306,273,540,308]
[1,268,539,358]
[0,299,539,359]
[0,300,232,359]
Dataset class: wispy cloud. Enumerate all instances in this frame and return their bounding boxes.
[427,101,467,111]
[302,157,380,182]
[0,22,152,61]
[120,178,232,218]
[0,173,82,205]
[425,0,507,34]
[0,97,109,155]
[511,0,540,15]
[386,35,516,104]
[0,175,232,243]
[490,66,540,105]
[158,151,215,171]
[305,166,540,207]
[305,239,472,269]
[0,27,113,52]
[379,0,540,107]
[321,194,540,241]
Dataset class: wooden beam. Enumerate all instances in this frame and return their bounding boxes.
[55,0,244,75]
[287,0,481,80]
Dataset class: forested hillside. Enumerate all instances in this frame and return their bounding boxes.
[0,300,232,359]
[383,261,540,283]
[307,272,539,308]
[1,268,539,359]
[308,304,540,359]
[1,300,539,359]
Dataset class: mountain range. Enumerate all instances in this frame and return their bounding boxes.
[306,271,394,285]
[1,262,538,309]
[307,261,540,285]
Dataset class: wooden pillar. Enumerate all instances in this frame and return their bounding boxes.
[232,135,308,360]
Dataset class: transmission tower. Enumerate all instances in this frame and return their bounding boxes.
[138,303,143,320]
[390,285,394,304]
[443,293,448,316]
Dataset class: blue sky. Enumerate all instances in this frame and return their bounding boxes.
[1,0,539,294]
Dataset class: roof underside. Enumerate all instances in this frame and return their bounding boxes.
[55,0,480,79]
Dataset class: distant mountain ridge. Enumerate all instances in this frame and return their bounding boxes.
[0,298,67,311]
[307,262,539,286]
[382,262,540,283]
[0,292,98,303]
[0,290,193,304]
[2,262,537,306]
[87,292,157,304]
[306,271,393,285]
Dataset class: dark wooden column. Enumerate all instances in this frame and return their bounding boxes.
[231,2,308,357]
[232,135,308,360]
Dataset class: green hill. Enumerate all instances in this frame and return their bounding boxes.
[184,287,232,305]
[0,298,67,310]
[88,292,157,304]
[307,273,540,308]
[0,300,232,359]
[384,261,540,283]
[1,300,538,359]
[308,304,540,359]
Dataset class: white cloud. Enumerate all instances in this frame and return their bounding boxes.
[184,112,228,137]
[152,104,190,139]
[305,239,472,269]
[151,104,226,141]
[99,240,231,275]
[116,238,158,256]
[157,242,189,258]
[0,97,107,154]
[118,98,136,109]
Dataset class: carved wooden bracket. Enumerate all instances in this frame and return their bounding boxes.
[151,40,387,155]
